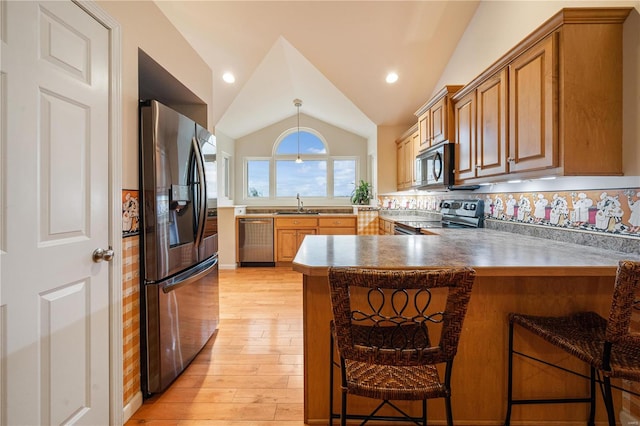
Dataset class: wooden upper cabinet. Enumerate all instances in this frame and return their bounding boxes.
[454,90,476,181]
[508,34,557,173]
[478,68,508,177]
[430,96,447,145]
[411,131,420,186]
[418,111,430,151]
[455,68,507,180]
[396,139,404,190]
[395,125,418,190]
[452,7,630,185]
[414,85,462,152]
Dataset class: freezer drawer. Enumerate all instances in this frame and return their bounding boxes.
[142,255,219,395]
[238,218,274,266]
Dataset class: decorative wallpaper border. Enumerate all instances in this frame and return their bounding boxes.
[480,188,640,238]
[122,189,140,237]
[381,187,640,240]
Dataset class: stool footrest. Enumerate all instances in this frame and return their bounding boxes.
[510,397,592,405]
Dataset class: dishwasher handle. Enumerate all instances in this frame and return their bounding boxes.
[239,218,273,225]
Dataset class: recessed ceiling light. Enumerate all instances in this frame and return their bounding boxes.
[386,72,398,84]
[222,72,235,84]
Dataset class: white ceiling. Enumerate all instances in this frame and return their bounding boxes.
[154,1,480,139]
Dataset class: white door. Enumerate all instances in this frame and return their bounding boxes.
[0,1,111,425]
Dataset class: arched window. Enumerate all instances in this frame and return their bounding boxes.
[275,129,327,155]
[275,129,328,197]
[245,127,357,201]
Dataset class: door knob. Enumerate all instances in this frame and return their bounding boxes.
[93,247,115,263]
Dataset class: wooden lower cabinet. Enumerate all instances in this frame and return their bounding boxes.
[318,217,356,235]
[276,228,316,262]
[378,217,394,235]
[274,216,356,262]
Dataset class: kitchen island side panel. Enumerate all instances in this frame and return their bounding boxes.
[301,273,619,425]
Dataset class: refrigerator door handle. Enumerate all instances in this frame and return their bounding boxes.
[161,255,218,294]
[192,136,207,249]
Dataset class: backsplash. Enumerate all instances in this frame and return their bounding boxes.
[380,187,640,239]
[480,189,640,236]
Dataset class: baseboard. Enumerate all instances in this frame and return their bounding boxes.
[620,410,639,426]
[122,391,142,423]
[219,263,237,269]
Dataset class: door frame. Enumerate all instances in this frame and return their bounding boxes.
[72,1,124,424]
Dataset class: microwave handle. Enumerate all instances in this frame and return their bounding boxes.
[433,151,443,181]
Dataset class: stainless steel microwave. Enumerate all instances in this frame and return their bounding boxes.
[416,142,455,190]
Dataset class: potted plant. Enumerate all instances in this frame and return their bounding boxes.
[351,180,373,205]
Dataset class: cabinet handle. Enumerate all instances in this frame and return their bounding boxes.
[507,157,515,163]
[334,221,341,225]
[293,220,299,225]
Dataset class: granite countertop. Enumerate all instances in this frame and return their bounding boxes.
[292,229,637,277]
[237,212,356,218]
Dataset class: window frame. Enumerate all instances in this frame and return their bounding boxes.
[243,127,360,204]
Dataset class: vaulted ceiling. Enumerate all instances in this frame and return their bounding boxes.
[155,1,480,139]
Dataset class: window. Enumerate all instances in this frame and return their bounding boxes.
[245,128,359,201]
[276,160,327,197]
[247,159,269,198]
[333,159,356,197]
[202,134,217,200]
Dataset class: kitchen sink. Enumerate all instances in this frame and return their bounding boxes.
[275,211,319,215]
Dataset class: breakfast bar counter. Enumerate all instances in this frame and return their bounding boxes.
[292,231,636,425]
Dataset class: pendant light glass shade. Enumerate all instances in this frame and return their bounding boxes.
[294,99,303,164]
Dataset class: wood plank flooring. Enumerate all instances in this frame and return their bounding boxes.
[126,266,307,426]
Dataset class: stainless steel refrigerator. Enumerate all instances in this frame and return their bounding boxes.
[139,99,219,396]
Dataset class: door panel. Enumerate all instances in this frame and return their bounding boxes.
[477,69,507,177]
[454,91,475,181]
[0,2,110,425]
[508,34,557,172]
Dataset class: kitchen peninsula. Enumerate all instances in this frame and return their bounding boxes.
[292,230,636,424]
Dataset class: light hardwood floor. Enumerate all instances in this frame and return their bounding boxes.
[126,266,307,426]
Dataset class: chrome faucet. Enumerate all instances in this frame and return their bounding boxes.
[296,193,303,212]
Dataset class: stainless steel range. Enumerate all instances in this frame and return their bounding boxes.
[393,199,485,235]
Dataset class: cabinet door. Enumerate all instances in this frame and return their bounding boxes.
[396,140,404,190]
[508,34,557,173]
[276,229,298,262]
[430,97,447,145]
[403,136,413,187]
[477,68,508,177]
[418,112,430,151]
[411,131,420,185]
[454,91,476,181]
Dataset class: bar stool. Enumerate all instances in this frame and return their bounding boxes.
[504,260,640,426]
[327,266,476,426]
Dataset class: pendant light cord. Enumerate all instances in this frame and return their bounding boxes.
[294,99,303,163]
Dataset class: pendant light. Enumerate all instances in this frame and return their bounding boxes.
[294,98,303,164]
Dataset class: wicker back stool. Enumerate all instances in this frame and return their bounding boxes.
[504,260,640,426]
[327,267,476,426]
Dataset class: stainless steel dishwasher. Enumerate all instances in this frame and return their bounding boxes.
[238,217,275,266]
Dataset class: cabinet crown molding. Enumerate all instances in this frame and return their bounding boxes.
[414,85,463,117]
